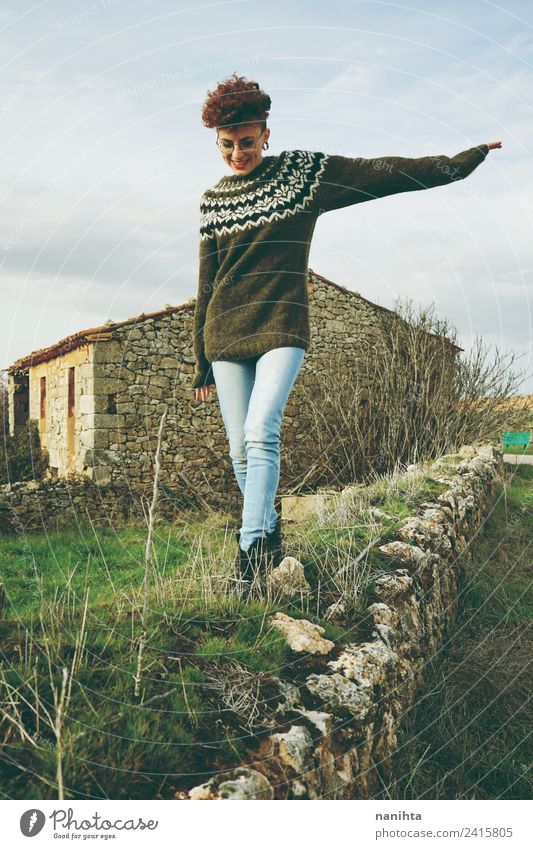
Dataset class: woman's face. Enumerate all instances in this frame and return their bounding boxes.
[216,123,270,176]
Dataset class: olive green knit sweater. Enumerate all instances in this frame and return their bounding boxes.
[192,143,489,388]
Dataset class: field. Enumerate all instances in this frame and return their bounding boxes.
[0,467,448,799]
[0,460,530,800]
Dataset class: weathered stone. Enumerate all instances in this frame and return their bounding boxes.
[269,725,315,775]
[124,328,143,341]
[458,444,477,459]
[267,557,311,598]
[305,672,373,720]
[328,641,399,690]
[188,767,274,800]
[372,623,396,649]
[366,602,398,629]
[475,444,496,461]
[398,516,452,554]
[367,506,400,521]
[90,466,112,486]
[159,357,180,369]
[434,453,463,466]
[93,377,123,394]
[148,375,170,389]
[378,541,429,569]
[78,394,95,415]
[270,612,335,655]
[295,708,334,737]
[340,483,365,498]
[324,599,346,622]
[274,679,302,714]
[82,448,119,467]
[84,413,125,429]
[280,492,336,522]
[372,570,413,600]
[469,455,495,475]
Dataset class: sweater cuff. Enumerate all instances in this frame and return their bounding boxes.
[191,364,214,389]
[192,372,208,389]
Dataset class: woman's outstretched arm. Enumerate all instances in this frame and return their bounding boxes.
[310,141,501,214]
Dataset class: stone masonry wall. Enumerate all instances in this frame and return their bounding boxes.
[0,476,139,535]
[27,345,95,477]
[182,443,503,800]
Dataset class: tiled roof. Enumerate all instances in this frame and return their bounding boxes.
[7,300,196,373]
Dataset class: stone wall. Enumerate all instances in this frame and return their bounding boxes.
[0,471,199,535]
[0,476,140,535]
[183,443,503,800]
[10,344,95,477]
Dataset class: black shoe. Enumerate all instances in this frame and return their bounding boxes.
[266,514,284,568]
[233,533,272,598]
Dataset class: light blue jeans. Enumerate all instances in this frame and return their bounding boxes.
[212,346,305,552]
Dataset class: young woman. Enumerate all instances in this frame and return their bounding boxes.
[192,72,501,596]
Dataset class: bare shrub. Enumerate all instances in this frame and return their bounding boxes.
[285,298,528,490]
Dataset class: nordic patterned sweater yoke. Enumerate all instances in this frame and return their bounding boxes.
[191,143,489,388]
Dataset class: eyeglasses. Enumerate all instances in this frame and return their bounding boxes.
[216,131,265,152]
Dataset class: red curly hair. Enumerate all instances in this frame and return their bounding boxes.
[201,72,271,132]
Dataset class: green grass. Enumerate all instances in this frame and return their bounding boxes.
[380,463,533,800]
[1,458,519,800]
[0,594,296,799]
[0,522,197,618]
[0,506,356,800]
[502,443,533,455]
[435,453,464,463]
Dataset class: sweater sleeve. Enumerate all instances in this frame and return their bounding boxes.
[310,144,489,214]
[191,233,218,389]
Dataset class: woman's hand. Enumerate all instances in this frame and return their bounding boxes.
[195,384,214,402]
[487,141,502,150]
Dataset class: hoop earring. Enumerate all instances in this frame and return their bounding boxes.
[263,141,269,150]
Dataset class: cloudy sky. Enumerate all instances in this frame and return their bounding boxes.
[1,0,531,391]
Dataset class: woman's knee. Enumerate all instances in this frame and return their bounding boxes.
[228,438,247,464]
[243,415,280,448]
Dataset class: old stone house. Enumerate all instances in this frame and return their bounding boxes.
[7,269,461,503]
